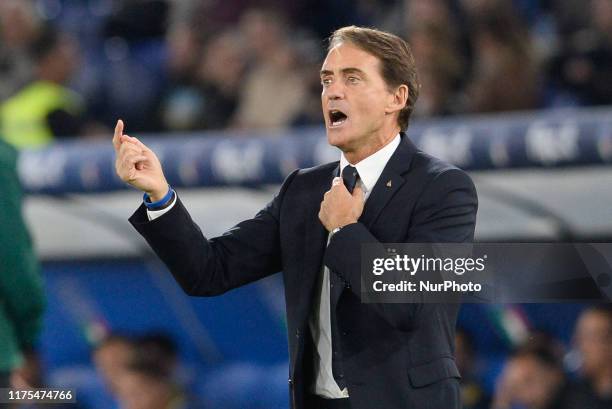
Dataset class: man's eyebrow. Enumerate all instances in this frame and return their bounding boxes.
[341,67,366,76]
[319,67,366,77]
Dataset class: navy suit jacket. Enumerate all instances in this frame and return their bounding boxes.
[130,133,478,409]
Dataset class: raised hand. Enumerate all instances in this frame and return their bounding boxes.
[113,120,168,201]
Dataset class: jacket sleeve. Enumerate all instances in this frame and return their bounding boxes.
[129,169,299,296]
[0,144,46,351]
[324,168,478,330]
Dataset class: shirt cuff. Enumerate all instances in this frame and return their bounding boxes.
[145,188,177,221]
[147,194,177,221]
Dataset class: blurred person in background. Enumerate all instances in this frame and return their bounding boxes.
[157,8,205,132]
[409,22,465,117]
[462,1,541,113]
[404,0,456,32]
[559,306,612,409]
[288,0,372,40]
[548,0,612,107]
[0,138,46,389]
[99,0,170,133]
[0,25,91,148]
[135,332,179,380]
[289,35,326,127]
[548,0,591,37]
[165,19,203,88]
[231,7,309,130]
[104,0,169,42]
[190,29,246,131]
[455,329,490,409]
[492,336,566,409]
[160,29,246,131]
[0,0,40,101]
[116,363,203,409]
[116,334,204,409]
[93,333,136,398]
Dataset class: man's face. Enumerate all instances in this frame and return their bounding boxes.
[93,341,133,392]
[503,357,561,409]
[575,311,612,376]
[320,42,396,156]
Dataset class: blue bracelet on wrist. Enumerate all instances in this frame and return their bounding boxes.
[143,185,174,210]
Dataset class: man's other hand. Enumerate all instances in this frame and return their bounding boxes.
[318,177,365,232]
[113,119,168,201]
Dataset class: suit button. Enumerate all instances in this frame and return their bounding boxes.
[295,329,301,338]
[330,283,334,288]
[342,331,348,336]
[338,373,344,379]
[288,378,293,385]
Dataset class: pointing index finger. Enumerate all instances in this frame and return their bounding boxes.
[113,119,124,151]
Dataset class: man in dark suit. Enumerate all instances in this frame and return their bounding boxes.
[113,26,478,409]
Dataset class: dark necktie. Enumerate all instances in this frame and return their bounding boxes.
[342,165,359,193]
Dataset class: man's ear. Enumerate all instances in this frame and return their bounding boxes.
[386,84,409,115]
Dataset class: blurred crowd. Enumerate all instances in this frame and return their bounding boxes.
[10,305,607,409]
[1,0,612,148]
[36,305,610,409]
[458,305,612,409]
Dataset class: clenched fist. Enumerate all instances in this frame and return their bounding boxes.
[318,177,365,232]
[112,120,168,201]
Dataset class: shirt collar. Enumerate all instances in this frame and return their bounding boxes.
[340,133,401,194]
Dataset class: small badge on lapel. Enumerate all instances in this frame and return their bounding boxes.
[386,180,392,188]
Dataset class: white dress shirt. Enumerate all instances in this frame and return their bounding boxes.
[145,134,402,398]
[309,133,401,398]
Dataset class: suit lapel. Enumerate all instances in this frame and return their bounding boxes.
[359,133,416,228]
[299,164,338,321]
[358,167,405,228]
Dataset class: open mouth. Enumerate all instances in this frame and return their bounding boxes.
[329,110,348,127]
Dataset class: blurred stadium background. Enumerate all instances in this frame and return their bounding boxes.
[1,0,612,408]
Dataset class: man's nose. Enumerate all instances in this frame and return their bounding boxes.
[324,81,345,100]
